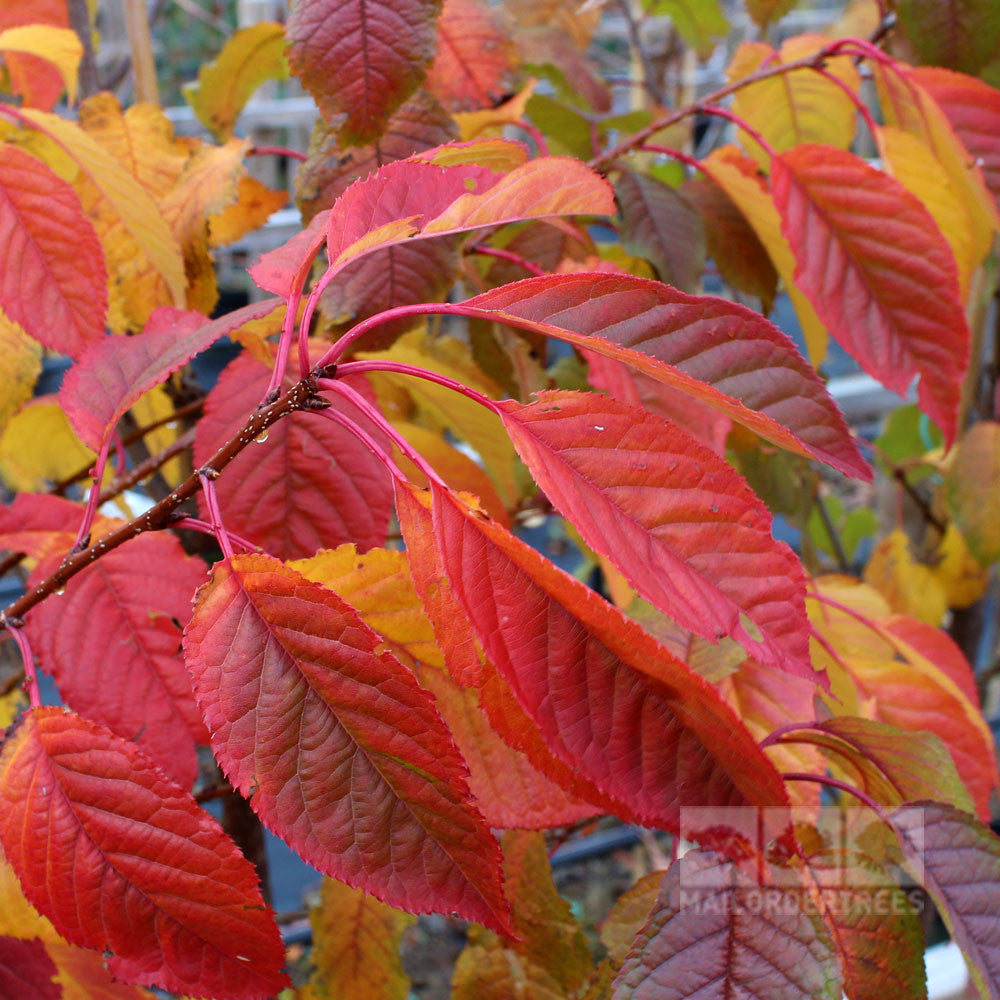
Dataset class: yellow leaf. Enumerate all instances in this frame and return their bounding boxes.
[454,80,535,140]
[392,420,510,525]
[0,24,81,102]
[301,877,414,1000]
[183,22,289,140]
[208,172,288,247]
[0,309,41,437]
[0,687,25,728]
[360,330,522,505]
[932,523,990,608]
[873,61,1000,265]
[290,544,445,669]
[19,108,186,308]
[863,529,948,624]
[878,126,979,297]
[702,145,828,363]
[729,34,861,165]
[0,397,111,492]
[129,384,185,487]
[415,136,529,171]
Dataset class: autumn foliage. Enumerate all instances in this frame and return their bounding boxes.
[1,0,1000,998]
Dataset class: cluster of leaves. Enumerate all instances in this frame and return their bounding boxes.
[1,0,1000,999]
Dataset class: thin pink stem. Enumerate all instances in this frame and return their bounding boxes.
[701,105,778,160]
[311,406,408,483]
[469,245,548,277]
[248,144,308,163]
[638,145,703,172]
[781,772,891,825]
[73,436,112,551]
[170,517,259,553]
[807,621,851,682]
[7,624,40,709]
[512,120,548,156]
[760,720,821,750]
[110,432,127,476]
[825,35,895,66]
[198,471,234,560]
[321,379,448,489]
[811,64,879,144]
[806,589,882,635]
[332,362,502,414]
[297,266,341,378]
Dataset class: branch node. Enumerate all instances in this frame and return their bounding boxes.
[196,466,220,481]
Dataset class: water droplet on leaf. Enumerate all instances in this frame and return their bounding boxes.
[254,428,269,443]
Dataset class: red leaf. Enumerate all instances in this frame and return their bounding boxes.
[61,298,279,451]
[616,170,705,292]
[248,209,330,299]
[423,481,790,833]
[182,553,511,932]
[193,354,393,559]
[463,273,868,479]
[771,143,970,443]
[0,145,107,357]
[0,1,70,110]
[0,708,288,999]
[425,0,517,111]
[611,850,841,1000]
[893,802,1000,1000]
[286,0,442,145]
[498,390,811,677]
[25,533,209,787]
[0,494,122,562]
[0,936,60,1000]
[910,66,1000,212]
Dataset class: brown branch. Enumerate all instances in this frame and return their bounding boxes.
[893,467,946,534]
[1,373,327,625]
[66,0,99,100]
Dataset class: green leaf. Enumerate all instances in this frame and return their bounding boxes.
[638,0,728,59]
[945,421,1000,565]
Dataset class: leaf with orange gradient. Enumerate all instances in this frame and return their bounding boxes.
[454,81,536,140]
[0,310,41,436]
[0,145,106,356]
[872,61,999,272]
[0,708,288,998]
[808,577,997,818]
[184,22,288,140]
[420,666,601,828]
[0,0,68,109]
[772,144,970,443]
[183,554,511,932]
[18,108,186,309]
[423,480,791,834]
[461,273,868,479]
[863,529,948,625]
[878,126,979,297]
[249,208,330,299]
[25,533,209,787]
[426,0,517,111]
[303,878,414,1000]
[700,145,828,363]
[287,0,442,145]
[498,390,811,677]
[0,25,80,102]
[728,35,860,164]
[452,831,592,1000]
[209,172,288,247]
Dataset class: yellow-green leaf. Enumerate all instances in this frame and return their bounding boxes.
[863,529,948,625]
[302,877,414,1000]
[945,421,1000,565]
[184,22,289,140]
